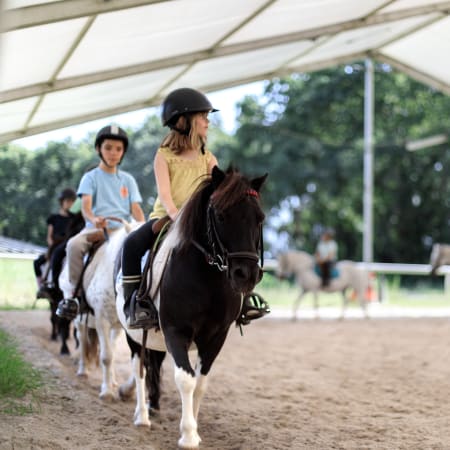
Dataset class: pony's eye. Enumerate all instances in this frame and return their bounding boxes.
[215,212,225,223]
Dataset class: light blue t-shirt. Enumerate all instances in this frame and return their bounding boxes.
[77,167,142,229]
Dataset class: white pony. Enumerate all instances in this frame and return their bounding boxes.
[430,243,450,275]
[59,222,141,399]
[276,250,371,319]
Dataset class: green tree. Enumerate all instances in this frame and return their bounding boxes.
[227,64,450,262]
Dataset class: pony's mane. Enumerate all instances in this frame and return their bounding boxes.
[177,168,252,251]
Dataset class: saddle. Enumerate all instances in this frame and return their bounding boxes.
[74,231,107,316]
[129,217,172,329]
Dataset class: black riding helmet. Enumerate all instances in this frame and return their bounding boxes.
[94,125,129,152]
[94,125,129,166]
[58,188,77,202]
[161,87,218,128]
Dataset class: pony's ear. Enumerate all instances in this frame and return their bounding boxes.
[211,165,226,188]
[251,173,268,192]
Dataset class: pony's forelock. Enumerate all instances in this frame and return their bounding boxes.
[177,168,256,250]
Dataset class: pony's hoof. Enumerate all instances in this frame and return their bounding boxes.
[118,385,134,401]
[76,371,88,378]
[133,414,151,427]
[99,390,116,402]
[60,346,70,355]
[178,433,201,449]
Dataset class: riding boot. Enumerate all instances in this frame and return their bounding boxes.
[123,276,159,330]
[123,276,141,321]
[129,295,160,330]
[56,296,80,320]
[321,262,331,287]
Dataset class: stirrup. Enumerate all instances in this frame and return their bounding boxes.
[56,298,79,320]
[237,292,270,326]
[128,293,159,330]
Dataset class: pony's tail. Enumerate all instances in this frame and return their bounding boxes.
[81,320,99,367]
[145,349,166,412]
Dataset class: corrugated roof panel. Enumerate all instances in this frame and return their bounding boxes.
[60,0,266,78]
[381,16,450,86]
[29,67,185,127]
[0,0,449,144]
[288,14,436,69]
[0,235,45,255]
[170,41,314,91]
[0,18,88,90]
[0,96,38,133]
[224,0,388,45]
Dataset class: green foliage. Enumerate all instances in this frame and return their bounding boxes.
[226,63,450,262]
[0,328,44,414]
[1,64,450,263]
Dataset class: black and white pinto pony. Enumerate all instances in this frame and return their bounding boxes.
[59,221,142,399]
[115,166,267,449]
[277,250,371,319]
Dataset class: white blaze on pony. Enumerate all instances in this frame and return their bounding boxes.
[276,250,371,319]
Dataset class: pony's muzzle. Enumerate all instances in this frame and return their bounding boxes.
[229,263,261,293]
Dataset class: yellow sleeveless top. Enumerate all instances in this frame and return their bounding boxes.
[149,146,214,220]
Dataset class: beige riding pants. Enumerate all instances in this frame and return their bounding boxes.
[66,227,118,290]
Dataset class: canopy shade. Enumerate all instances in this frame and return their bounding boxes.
[1,0,449,144]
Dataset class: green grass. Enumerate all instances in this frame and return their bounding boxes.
[0,328,44,415]
[0,258,48,310]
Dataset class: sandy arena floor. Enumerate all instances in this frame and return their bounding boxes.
[1,310,450,450]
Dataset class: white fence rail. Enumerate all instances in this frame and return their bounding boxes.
[0,252,39,260]
[263,259,450,298]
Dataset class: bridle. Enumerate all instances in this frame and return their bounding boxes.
[191,189,264,273]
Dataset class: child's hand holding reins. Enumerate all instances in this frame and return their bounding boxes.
[93,216,107,229]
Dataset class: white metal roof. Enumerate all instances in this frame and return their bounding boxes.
[1,0,449,144]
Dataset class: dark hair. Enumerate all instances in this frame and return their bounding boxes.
[58,188,77,202]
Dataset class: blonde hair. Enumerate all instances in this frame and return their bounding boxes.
[161,113,206,155]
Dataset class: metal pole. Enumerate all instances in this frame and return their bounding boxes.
[363,58,374,263]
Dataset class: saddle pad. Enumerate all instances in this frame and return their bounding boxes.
[147,219,182,309]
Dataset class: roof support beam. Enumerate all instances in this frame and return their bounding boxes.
[2,1,449,104]
[0,54,376,145]
[375,52,450,96]
[2,0,171,32]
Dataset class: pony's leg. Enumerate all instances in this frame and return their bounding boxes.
[75,317,88,377]
[292,289,307,321]
[58,317,71,355]
[358,291,369,319]
[174,365,200,449]
[50,299,58,341]
[147,350,165,414]
[312,291,320,319]
[118,370,135,401]
[109,326,123,387]
[340,289,348,320]
[132,353,151,427]
[193,363,208,421]
[95,315,116,400]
